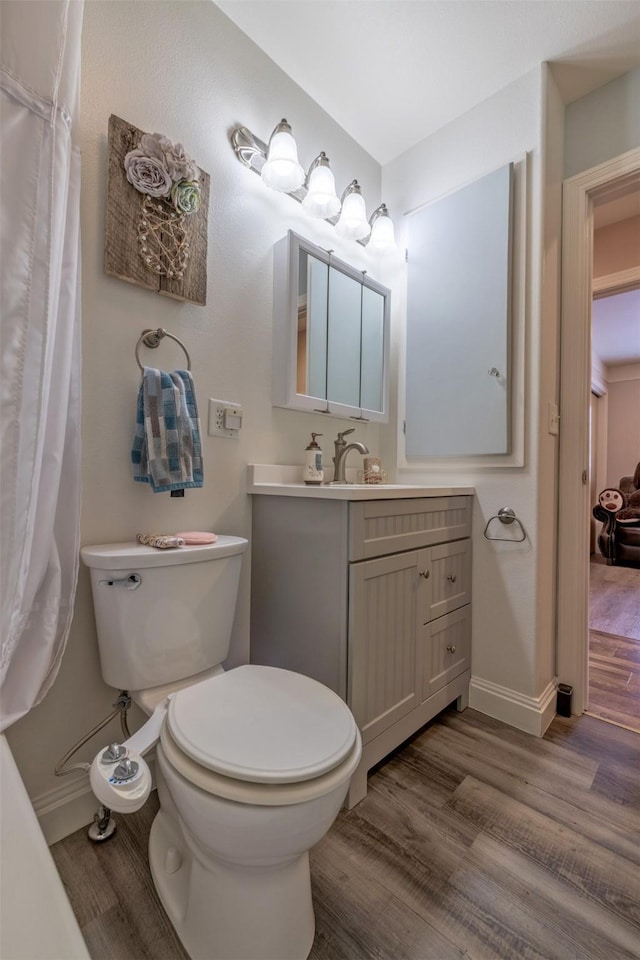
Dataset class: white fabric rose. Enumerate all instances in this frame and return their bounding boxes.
[124,149,172,197]
[139,132,172,161]
[164,142,199,183]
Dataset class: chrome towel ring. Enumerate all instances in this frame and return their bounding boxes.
[135,328,191,371]
[483,506,527,542]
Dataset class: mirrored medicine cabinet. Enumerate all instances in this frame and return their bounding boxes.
[272,231,390,422]
[405,161,515,458]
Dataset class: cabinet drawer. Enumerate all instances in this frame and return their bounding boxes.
[422,605,471,700]
[349,496,472,560]
[426,539,471,620]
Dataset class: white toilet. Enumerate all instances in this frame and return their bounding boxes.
[81,537,361,960]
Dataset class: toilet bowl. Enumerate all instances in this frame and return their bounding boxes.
[151,667,361,960]
[81,538,361,960]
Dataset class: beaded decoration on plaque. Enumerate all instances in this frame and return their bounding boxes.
[137,197,189,281]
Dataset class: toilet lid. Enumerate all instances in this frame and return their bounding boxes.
[167,665,358,784]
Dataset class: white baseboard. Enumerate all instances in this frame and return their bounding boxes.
[34,754,158,846]
[33,776,98,846]
[469,675,557,737]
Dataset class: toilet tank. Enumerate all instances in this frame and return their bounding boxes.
[81,537,248,691]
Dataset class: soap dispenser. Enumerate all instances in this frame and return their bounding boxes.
[303,433,324,485]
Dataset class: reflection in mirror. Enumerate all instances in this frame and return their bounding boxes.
[327,267,361,408]
[297,250,328,399]
[274,231,390,422]
[361,286,385,412]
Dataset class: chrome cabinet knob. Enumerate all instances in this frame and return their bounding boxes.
[419,569,430,579]
[446,644,456,654]
[446,574,457,582]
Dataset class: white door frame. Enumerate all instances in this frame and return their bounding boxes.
[556,147,640,715]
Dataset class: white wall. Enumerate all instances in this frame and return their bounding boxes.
[564,67,640,178]
[381,65,562,732]
[5,0,384,840]
[593,216,640,277]
[605,364,640,488]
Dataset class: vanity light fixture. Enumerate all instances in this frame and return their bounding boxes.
[366,203,396,254]
[301,153,341,219]
[230,121,396,252]
[335,180,371,240]
[260,119,305,193]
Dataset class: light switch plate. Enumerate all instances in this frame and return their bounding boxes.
[208,398,242,438]
[547,401,560,436]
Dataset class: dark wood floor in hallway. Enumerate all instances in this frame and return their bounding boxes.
[51,708,640,960]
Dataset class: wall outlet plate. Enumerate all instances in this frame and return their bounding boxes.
[208,398,242,438]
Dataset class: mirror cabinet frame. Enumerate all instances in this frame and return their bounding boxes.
[273,230,391,423]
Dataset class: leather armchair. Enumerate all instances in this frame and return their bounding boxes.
[593,463,640,567]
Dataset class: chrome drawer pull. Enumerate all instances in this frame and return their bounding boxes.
[446,644,456,654]
[447,574,457,582]
[419,569,430,579]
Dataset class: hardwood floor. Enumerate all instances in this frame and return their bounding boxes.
[588,630,640,733]
[51,708,640,960]
[589,558,640,641]
[589,558,640,732]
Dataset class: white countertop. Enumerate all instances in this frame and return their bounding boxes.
[247,465,474,500]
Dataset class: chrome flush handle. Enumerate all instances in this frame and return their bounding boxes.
[98,573,142,590]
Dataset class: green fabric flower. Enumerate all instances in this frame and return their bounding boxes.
[171,180,200,215]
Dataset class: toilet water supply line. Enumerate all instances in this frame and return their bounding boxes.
[54,692,133,777]
[54,691,133,841]
[55,693,172,817]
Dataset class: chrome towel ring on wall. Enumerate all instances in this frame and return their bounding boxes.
[135,327,191,371]
[483,506,527,542]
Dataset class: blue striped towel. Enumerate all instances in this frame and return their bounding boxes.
[131,367,203,493]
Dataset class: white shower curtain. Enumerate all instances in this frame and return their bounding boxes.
[0,0,83,730]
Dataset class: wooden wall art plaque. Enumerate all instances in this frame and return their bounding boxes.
[104,114,209,305]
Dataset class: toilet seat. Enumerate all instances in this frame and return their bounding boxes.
[159,723,362,807]
[167,664,358,784]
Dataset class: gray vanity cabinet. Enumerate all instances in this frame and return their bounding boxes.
[250,494,472,806]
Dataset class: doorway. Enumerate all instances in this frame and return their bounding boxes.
[587,211,640,731]
[556,146,640,719]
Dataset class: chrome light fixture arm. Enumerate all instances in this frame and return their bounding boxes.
[231,126,268,174]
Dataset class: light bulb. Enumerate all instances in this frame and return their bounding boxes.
[260,120,305,193]
[302,154,341,219]
[368,206,396,253]
[336,182,371,240]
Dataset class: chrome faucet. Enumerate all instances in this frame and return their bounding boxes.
[331,429,369,484]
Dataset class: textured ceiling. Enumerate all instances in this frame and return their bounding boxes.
[215,0,640,164]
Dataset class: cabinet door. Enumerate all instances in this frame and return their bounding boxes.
[422,606,471,700]
[349,551,421,744]
[426,539,471,620]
